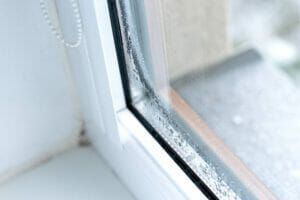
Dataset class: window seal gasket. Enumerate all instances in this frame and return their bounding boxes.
[107,0,218,199]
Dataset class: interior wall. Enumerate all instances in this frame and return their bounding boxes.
[0,0,82,182]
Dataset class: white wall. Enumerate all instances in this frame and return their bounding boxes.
[0,0,82,182]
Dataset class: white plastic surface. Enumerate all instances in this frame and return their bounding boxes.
[0,147,134,200]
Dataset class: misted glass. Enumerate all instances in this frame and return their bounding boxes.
[112,0,300,199]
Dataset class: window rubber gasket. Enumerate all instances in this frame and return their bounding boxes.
[107,0,218,199]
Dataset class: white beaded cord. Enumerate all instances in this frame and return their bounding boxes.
[40,0,83,48]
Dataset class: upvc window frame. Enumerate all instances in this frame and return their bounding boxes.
[72,0,276,199]
[71,0,206,199]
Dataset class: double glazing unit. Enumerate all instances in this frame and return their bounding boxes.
[107,0,300,199]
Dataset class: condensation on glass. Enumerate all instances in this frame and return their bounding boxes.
[113,0,300,199]
[113,0,254,199]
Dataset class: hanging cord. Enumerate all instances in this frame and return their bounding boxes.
[39,0,83,48]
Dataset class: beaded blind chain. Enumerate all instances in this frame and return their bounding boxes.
[40,0,83,48]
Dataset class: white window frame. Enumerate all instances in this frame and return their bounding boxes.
[69,0,206,199]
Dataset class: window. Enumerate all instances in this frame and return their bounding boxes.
[108,0,300,199]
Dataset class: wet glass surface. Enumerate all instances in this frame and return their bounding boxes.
[112,0,300,199]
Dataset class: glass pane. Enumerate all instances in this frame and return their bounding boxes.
[110,0,300,199]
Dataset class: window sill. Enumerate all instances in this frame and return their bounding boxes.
[0,147,134,200]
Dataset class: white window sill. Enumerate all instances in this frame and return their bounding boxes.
[0,147,134,200]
